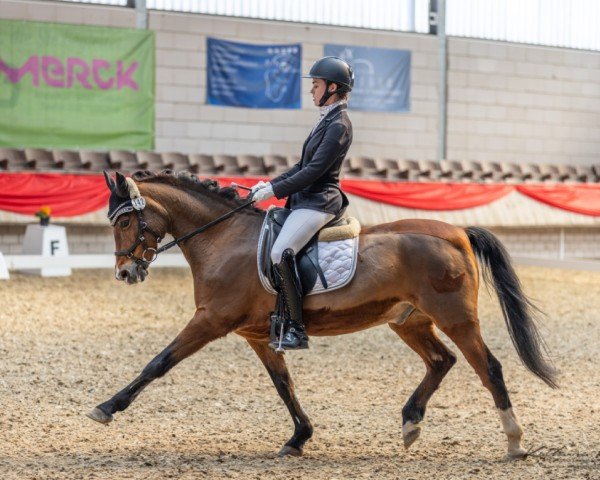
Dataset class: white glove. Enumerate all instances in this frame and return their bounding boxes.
[250,180,268,194]
[252,183,274,202]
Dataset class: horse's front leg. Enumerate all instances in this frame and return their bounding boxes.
[87,310,228,424]
[247,339,313,456]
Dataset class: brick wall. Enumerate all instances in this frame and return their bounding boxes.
[493,227,600,260]
[0,225,187,255]
[447,38,600,165]
[149,12,438,160]
[0,225,24,255]
[0,225,114,254]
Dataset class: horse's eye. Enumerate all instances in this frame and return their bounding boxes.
[119,218,130,228]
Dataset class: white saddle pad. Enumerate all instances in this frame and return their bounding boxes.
[256,222,359,296]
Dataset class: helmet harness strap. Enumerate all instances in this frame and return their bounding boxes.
[318,80,350,107]
[318,80,335,107]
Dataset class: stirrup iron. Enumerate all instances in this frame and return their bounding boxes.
[274,313,286,355]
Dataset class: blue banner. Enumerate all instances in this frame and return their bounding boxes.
[207,37,301,109]
[324,44,411,112]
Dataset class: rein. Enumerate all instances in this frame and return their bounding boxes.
[156,200,255,254]
[114,199,255,266]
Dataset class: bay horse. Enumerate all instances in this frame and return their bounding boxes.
[87,170,557,459]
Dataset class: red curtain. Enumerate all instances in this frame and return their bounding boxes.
[0,173,109,216]
[0,173,285,217]
[517,184,600,216]
[341,179,514,210]
[0,173,599,217]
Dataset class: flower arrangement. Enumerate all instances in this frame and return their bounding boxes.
[35,205,52,226]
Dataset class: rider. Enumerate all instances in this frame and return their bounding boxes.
[251,56,354,350]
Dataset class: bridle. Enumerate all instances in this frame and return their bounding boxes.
[113,204,163,269]
[113,191,254,269]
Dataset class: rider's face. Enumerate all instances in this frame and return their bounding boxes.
[310,78,337,106]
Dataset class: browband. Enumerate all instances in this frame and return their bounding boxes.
[107,177,146,225]
[109,202,135,225]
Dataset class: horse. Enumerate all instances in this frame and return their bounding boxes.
[87,170,557,459]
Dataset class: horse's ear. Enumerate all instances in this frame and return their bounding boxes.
[103,170,116,191]
[115,172,129,198]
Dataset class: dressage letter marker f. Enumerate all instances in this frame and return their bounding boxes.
[50,240,59,255]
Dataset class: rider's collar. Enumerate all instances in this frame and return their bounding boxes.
[319,100,345,118]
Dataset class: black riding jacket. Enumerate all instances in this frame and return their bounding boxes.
[271,104,353,216]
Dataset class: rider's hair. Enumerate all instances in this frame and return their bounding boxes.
[328,82,349,101]
[337,89,350,101]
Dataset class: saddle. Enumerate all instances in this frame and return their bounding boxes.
[257,207,361,296]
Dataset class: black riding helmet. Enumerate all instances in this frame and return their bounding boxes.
[304,56,354,106]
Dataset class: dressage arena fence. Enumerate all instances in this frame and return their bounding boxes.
[2,253,187,271]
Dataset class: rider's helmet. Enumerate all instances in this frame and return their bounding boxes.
[304,56,354,106]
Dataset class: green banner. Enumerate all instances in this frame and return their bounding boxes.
[0,20,154,150]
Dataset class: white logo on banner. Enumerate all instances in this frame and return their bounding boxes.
[338,48,377,93]
[264,47,299,103]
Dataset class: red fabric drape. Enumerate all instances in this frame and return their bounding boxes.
[341,179,514,210]
[517,184,600,216]
[0,173,110,216]
[0,173,284,217]
[212,178,515,211]
[0,173,599,217]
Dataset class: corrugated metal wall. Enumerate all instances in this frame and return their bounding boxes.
[58,0,126,5]
[446,0,600,51]
[145,0,430,32]
[49,0,600,51]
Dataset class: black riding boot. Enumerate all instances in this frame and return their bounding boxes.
[269,248,308,351]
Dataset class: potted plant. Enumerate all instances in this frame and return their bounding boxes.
[35,205,52,226]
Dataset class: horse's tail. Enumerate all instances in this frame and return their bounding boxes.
[465,226,558,388]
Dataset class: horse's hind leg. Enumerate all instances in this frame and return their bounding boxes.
[87,312,228,424]
[389,314,457,449]
[246,339,313,457]
[440,320,527,459]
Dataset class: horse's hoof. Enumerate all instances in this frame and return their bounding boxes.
[402,421,421,449]
[86,407,113,425]
[506,448,528,460]
[278,445,302,457]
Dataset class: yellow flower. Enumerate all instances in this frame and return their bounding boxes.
[35,205,52,219]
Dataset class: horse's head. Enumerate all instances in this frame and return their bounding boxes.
[104,171,165,285]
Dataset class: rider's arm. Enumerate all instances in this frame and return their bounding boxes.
[271,122,349,200]
[270,160,301,184]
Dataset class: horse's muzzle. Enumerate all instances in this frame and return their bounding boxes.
[116,262,148,284]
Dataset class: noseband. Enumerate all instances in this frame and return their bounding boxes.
[114,206,162,269]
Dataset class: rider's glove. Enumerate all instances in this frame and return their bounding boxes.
[252,183,274,202]
[250,180,268,194]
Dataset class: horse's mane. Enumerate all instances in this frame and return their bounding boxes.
[131,170,264,215]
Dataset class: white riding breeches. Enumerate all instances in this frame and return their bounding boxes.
[271,208,335,265]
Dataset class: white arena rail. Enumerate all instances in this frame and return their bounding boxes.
[4,254,188,270]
